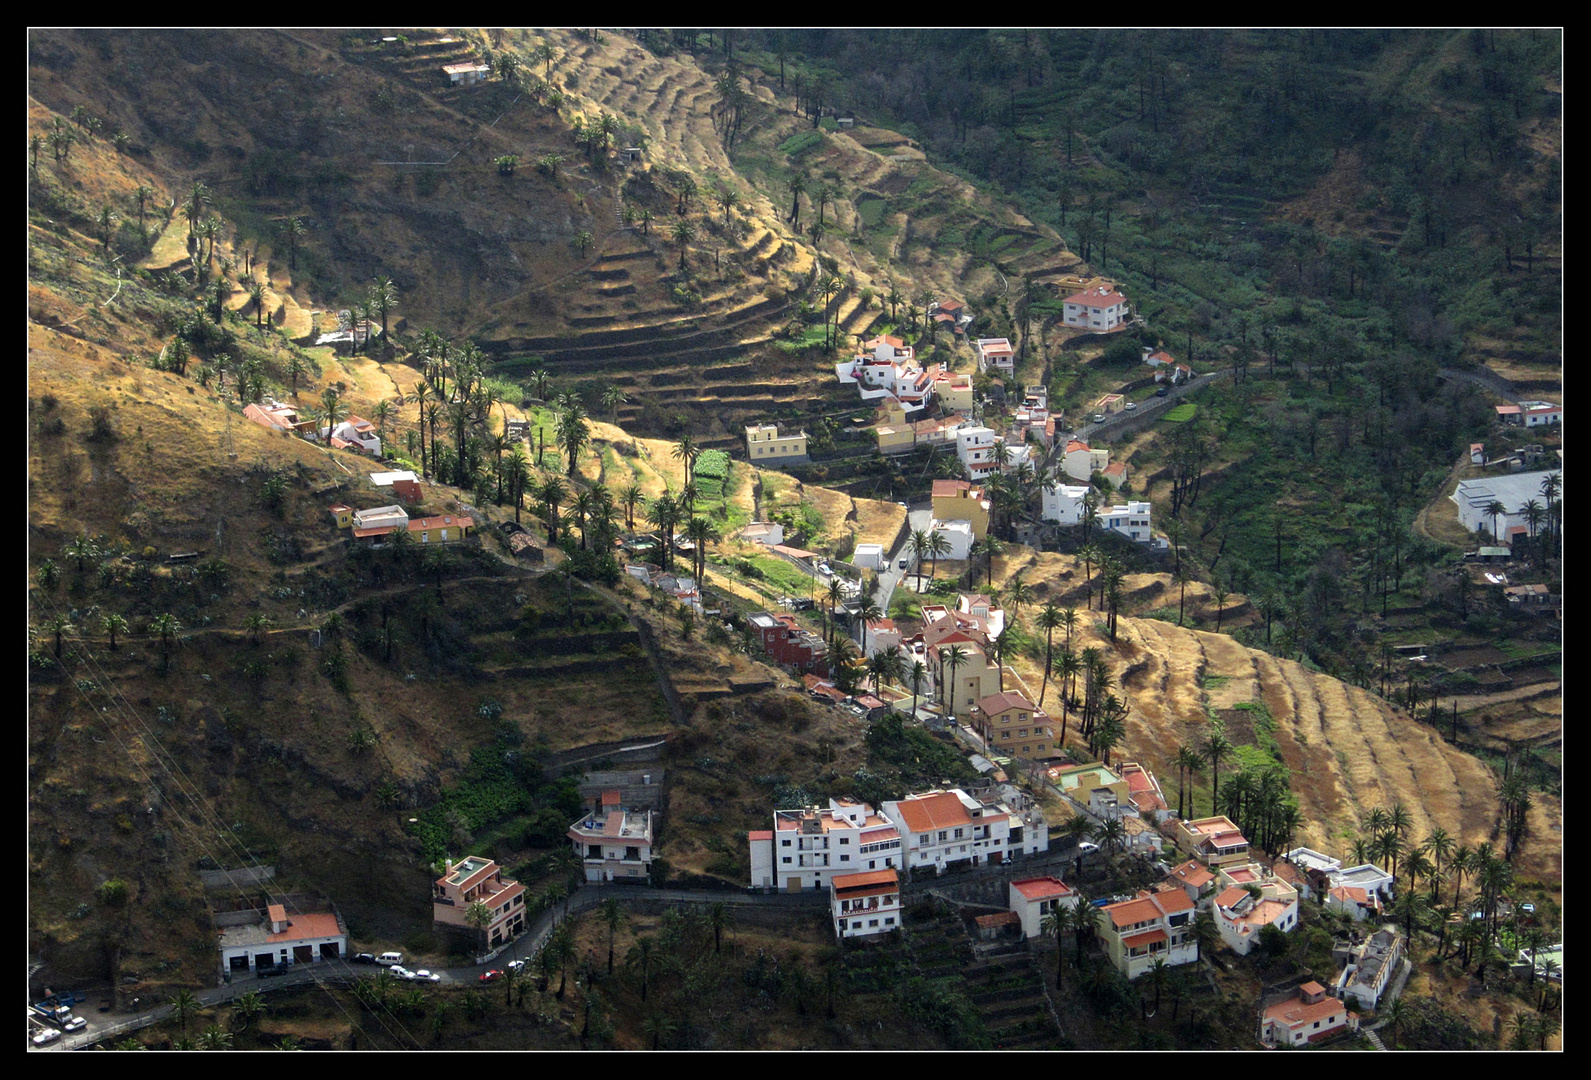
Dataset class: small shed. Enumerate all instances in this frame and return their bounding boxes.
[973,910,1022,941]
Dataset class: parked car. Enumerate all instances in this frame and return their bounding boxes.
[1520,902,1536,915]
[31,1028,62,1046]
[898,558,910,570]
[1124,401,1137,410]
[376,952,404,966]
[350,953,377,965]
[412,970,442,983]
[61,1017,87,1032]
[1092,413,1106,423]
[479,970,503,983]
[816,561,833,577]
[506,960,526,973]
[1076,841,1100,854]
[1155,387,1170,397]
[390,967,415,980]
[257,965,286,978]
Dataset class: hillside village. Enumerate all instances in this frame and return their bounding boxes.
[27,28,1559,1052]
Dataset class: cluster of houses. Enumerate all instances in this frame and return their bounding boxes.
[243,398,384,456]
[748,784,1048,937]
[327,501,474,545]
[625,563,705,613]
[1494,400,1563,428]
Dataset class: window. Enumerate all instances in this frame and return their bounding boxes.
[782,856,792,864]
[781,838,791,847]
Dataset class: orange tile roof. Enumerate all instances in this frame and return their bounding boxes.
[1122,927,1169,949]
[1012,877,1074,902]
[748,830,774,841]
[1264,995,1346,1028]
[975,911,1021,928]
[266,912,342,943]
[833,869,898,890]
[1169,860,1213,887]
[1215,886,1250,909]
[893,791,972,833]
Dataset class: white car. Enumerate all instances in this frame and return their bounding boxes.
[61,1017,87,1032]
[506,960,526,973]
[816,562,833,577]
[412,970,441,983]
[1092,413,1106,423]
[389,966,416,980]
[1124,401,1137,411]
[32,1028,62,1046]
[1076,841,1099,854]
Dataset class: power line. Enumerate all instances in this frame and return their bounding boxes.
[31,594,423,1049]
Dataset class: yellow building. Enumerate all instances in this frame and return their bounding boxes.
[930,480,990,540]
[746,423,809,462]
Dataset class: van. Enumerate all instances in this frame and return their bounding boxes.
[376,952,404,967]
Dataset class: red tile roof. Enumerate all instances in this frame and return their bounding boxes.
[1012,877,1074,902]
[978,690,1038,716]
[833,869,898,891]
[892,791,972,834]
[1264,995,1346,1028]
[1064,286,1125,308]
[266,912,342,943]
[1122,927,1169,949]
[975,911,1021,928]
[1215,886,1250,909]
[748,830,774,841]
[932,479,972,497]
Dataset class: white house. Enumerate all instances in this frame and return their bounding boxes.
[928,518,974,561]
[749,798,905,891]
[1450,470,1561,537]
[975,337,1015,375]
[1260,982,1359,1048]
[568,798,655,883]
[1098,501,1153,543]
[1213,874,1299,956]
[329,416,382,456]
[1041,481,1093,525]
[739,521,785,547]
[1061,439,1110,483]
[852,542,885,570]
[1062,285,1129,333]
[443,62,491,86]
[1517,400,1563,428]
[1009,876,1083,939]
[218,903,348,978]
[955,426,1031,480]
[1334,926,1403,1008]
[831,869,902,938]
[881,786,1048,876]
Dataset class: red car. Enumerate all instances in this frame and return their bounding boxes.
[478,970,503,983]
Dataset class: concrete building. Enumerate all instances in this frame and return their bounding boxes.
[1334,925,1403,1009]
[1062,285,1129,333]
[831,869,902,938]
[1099,888,1198,978]
[218,902,347,978]
[568,797,655,883]
[1009,876,1083,940]
[748,798,903,891]
[432,857,527,946]
[1449,470,1561,537]
[1260,982,1358,1047]
[746,423,809,464]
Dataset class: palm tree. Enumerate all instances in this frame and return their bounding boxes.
[926,528,951,582]
[625,936,656,1002]
[648,493,680,570]
[149,613,182,673]
[1055,649,1081,750]
[169,988,201,1034]
[786,172,806,228]
[1201,728,1232,815]
[855,599,885,655]
[599,897,626,974]
[908,659,928,717]
[539,476,567,543]
[941,644,970,722]
[556,398,590,478]
[197,1024,232,1050]
[670,218,695,271]
[1042,903,1072,979]
[825,577,847,648]
[1037,603,1063,707]
[1484,500,1508,543]
[1175,744,1204,820]
[706,901,732,954]
[1382,995,1410,1050]
[101,611,128,651]
[642,1011,676,1050]
[620,483,645,532]
[672,433,699,485]
[1190,910,1219,963]
[232,991,265,1032]
[65,533,102,574]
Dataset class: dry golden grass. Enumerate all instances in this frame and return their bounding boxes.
[853,497,906,549]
